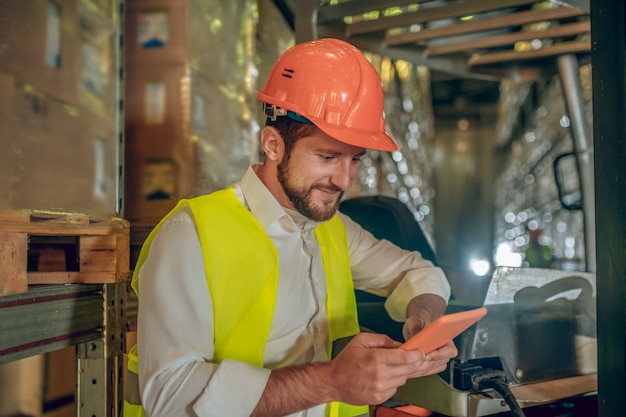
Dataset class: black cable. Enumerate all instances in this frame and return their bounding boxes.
[452,362,527,417]
[479,378,527,417]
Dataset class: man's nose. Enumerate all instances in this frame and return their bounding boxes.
[331,160,357,191]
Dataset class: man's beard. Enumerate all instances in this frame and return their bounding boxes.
[277,159,343,222]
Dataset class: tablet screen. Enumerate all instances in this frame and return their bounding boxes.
[399,307,487,354]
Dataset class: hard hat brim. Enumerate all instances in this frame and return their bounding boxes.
[309,116,399,152]
[258,94,398,152]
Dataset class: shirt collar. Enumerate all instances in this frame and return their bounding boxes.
[239,164,322,232]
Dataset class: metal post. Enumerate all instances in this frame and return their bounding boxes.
[284,0,319,42]
[76,283,128,417]
[590,1,626,415]
[556,54,596,273]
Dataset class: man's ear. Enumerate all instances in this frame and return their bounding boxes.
[260,126,284,162]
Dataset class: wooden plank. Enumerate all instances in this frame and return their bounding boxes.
[27,271,130,285]
[0,232,28,296]
[0,216,129,236]
[0,211,30,222]
[385,6,587,45]
[347,0,536,36]
[30,212,90,224]
[468,40,591,65]
[424,20,590,56]
[2,211,91,224]
[115,226,130,276]
[80,234,118,273]
[78,232,129,276]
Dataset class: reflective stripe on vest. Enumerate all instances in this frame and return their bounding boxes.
[126,187,366,416]
[124,345,145,417]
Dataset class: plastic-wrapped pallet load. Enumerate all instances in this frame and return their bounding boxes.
[0,0,121,218]
[124,0,279,226]
[0,3,125,415]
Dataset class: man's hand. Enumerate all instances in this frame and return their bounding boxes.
[251,331,457,417]
[403,294,447,341]
[327,332,451,406]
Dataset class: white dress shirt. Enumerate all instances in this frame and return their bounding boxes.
[136,164,451,417]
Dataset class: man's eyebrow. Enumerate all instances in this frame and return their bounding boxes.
[312,148,341,154]
[313,148,367,158]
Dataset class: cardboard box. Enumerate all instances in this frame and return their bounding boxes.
[5,84,119,215]
[0,1,122,218]
[76,0,120,118]
[44,347,76,407]
[124,62,195,223]
[125,64,191,151]
[123,0,293,224]
[124,0,236,224]
[124,142,194,224]
[125,1,189,66]
[0,355,44,417]
[0,0,118,110]
[0,0,79,105]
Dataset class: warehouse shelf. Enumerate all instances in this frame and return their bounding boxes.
[0,284,104,364]
[276,0,590,82]
[0,282,131,416]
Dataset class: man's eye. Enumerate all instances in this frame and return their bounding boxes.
[321,155,335,161]
[352,156,362,163]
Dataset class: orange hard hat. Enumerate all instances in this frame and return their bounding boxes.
[257,38,398,152]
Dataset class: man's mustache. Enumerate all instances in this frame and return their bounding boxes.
[312,183,343,193]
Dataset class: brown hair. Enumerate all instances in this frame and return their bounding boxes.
[265,116,318,161]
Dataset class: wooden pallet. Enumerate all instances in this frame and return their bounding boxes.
[0,210,130,296]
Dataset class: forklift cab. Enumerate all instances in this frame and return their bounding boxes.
[340,195,597,417]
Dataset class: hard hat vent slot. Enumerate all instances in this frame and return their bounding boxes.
[281,68,295,79]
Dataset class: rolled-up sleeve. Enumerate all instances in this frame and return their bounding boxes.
[137,209,271,417]
[339,212,451,322]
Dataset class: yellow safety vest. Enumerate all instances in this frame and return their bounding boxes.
[124,187,368,417]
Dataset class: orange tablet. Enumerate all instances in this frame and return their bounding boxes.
[376,404,433,417]
[399,307,487,354]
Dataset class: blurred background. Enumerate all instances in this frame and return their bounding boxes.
[0,1,621,417]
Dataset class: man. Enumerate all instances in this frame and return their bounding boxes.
[126,38,456,417]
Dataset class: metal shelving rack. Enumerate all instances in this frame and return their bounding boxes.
[275,0,591,79]
[0,282,133,417]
